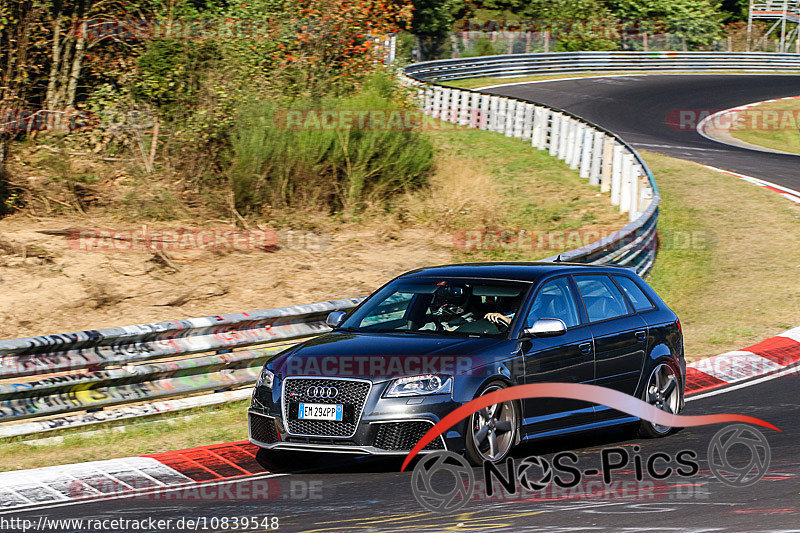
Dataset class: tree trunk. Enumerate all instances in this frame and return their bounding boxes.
[46,5,64,110]
[66,2,90,110]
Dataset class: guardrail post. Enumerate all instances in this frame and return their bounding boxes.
[505,99,517,137]
[459,91,471,126]
[570,123,585,170]
[619,153,634,214]
[468,92,480,128]
[589,131,604,185]
[479,94,490,130]
[601,137,614,193]
[441,88,453,122]
[629,165,641,221]
[532,107,546,149]
[549,112,562,156]
[450,89,462,124]
[489,96,500,132]
[557,115,570,160]
[496,98,508,135]
[522,103,534,139]
[512,101,525,138]
[611,144,624,205]
[423,87,433,114]
[432,86,443,118]
[579,126,593,178]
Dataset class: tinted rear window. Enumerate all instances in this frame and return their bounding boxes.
[613,275,655,312]
[574,275,629,322]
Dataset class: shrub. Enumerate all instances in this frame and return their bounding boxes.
[228,74,434,214]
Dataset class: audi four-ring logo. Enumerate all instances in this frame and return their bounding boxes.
[306,386,338,399]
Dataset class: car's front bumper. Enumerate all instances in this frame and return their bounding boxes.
[248,377,468,454]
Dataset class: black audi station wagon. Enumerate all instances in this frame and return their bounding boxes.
[249,263,685,465]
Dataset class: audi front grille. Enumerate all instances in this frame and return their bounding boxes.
[282,377,371,438]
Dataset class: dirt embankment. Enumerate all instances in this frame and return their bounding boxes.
[0,215,452,339]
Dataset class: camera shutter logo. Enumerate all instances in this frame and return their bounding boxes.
[517,456,553,491]
[411,451,474,513]
[708,424,770,487]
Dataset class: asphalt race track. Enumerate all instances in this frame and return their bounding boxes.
[6,372,799,531]
[484,74,800,190]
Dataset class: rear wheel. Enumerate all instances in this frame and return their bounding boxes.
[465,381,518,465]
[637,361,682,438]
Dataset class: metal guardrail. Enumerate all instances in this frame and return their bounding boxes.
[0,298,363,437]
[2,52,796,438]
[404,51,800,81]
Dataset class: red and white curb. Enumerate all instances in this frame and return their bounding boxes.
[698,164,800,205]
[686,326,800,395]
[1,326,799,512]
[697,95,800,158]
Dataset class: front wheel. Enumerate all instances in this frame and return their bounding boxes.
[464,381,518,465]
[637,360,682,438]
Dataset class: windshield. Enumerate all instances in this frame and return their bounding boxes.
[339,278,530,337]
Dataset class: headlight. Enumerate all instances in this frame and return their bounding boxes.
[384,374,452,397]
[256,367,274,389]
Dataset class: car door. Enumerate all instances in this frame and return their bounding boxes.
[573,274,648,421]
[520,276,596,434]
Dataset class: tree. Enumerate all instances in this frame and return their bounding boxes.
[607,0,724,47]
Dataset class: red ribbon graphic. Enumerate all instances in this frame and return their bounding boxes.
[401,382,780,472]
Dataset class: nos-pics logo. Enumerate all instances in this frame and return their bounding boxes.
[410,424,770,513]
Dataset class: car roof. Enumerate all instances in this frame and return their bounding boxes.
[399,262,635,283]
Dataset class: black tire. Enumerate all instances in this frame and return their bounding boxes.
[464,380,518,465]
[637,359,683,438]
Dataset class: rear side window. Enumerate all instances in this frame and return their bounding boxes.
[613,276,655,312]
[574,275,629,322]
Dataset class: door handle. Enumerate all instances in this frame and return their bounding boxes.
[635,330,647,341]
[579,342,593,354]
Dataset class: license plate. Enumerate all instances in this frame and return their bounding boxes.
[298,403,343,421]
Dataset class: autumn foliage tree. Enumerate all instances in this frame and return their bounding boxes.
[272,0,414,97]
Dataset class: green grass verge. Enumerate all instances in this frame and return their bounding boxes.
[0,400,251,472]
[728,98,800,154]
[642,150,800,360]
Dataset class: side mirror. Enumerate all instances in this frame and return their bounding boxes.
[326,311,346,328]
[522,318,567,338]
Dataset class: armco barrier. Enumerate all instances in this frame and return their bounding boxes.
[1,52,796,438]
[404,51,800,81]
[0,298,364,437]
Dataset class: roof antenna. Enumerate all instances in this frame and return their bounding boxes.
[554,254,562,263]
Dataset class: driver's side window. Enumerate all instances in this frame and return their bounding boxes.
[525,278,580,329]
